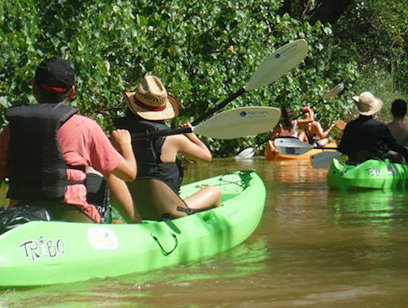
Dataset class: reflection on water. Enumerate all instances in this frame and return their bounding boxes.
[2,158,408,306]
[329,190,408,226]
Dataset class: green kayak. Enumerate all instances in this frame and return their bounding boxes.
[327,158,408,191]
[0,170,265,287]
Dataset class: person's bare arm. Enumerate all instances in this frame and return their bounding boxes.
[161,123,212,163]
[297,107,314,127]
[310,121,335,139]
[269,124,281,140]
[180,122,212,161]
[110,129,137,182]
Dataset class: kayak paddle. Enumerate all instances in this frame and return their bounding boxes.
[273,138,337,155]
[191,39,309,126]
[236,82,344,160]
[293,82,344,120]
[131,106,281,140]
[310,151,343,168]
[235,147,256,160]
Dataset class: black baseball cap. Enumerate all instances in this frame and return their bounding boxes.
[35,56,75,93]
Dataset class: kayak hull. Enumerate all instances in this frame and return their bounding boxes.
[0,171,265,287]
[265,140,337,161]
[327,159,408,191]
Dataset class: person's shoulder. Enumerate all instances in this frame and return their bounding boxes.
[63,115,106,138]
[70,114,97,123]
[372,118,388,127]
[166,134,186,144]
[68,114,101,128]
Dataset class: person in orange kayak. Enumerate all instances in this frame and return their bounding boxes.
[269,106,312,142]
[0,56,138,224]
[115,75,221,220]
[301,106,336,147]
[338,92,408,164]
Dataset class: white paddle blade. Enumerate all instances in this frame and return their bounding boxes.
[245,39,309,91]
[323,83,344,100]
[195,106,281,139]
[310,151,342,168]
[273,138,313,155]
[236,147,256,160]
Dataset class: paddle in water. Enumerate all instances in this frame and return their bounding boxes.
[131,106,281,140]
[310,151,343,168]
[192,39,309,126]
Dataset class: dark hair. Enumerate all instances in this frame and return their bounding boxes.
[391,99,407,118]
[34,56,75,104]
[280,106,293,129]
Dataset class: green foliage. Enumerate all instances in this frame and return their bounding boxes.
[0,0,358,156]
[334,0,408,96]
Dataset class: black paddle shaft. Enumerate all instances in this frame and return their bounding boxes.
[131,127,192,140]
[293,98,323,120]
[191,87,246,126]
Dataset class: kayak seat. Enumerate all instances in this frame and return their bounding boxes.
[127,178,190,221]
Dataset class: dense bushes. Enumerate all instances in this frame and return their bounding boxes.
[0,0,358,156]
[332,1,408,121]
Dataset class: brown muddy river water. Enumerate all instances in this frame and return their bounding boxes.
[2,158,408,307]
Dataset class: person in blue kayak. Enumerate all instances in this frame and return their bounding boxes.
[338,92,408,164]
[115,75,221,220]
[0,56,139,224]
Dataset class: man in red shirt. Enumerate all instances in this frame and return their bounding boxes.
[0,56,137,223]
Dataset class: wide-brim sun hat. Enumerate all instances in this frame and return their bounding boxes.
[352,91,383,116]
[124,75,179,121]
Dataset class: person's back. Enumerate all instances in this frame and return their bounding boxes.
[388,99,408,143]
[270,106,309,143]
[115,110,184,193]
[339,116,390,161]
[0,56,137,224]
[338,92,408,164]
[119,75,221,220]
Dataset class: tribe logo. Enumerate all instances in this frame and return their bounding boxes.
[367,167,381,177]
[20,236,66,261]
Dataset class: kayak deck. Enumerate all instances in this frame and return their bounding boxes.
[0,170,265,287]
[265,140,337,161]
[327,159,408,191]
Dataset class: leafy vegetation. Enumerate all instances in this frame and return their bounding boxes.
[332,0,408,121]
[0,0,405,156]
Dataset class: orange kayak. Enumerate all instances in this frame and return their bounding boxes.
[265,140,338,161]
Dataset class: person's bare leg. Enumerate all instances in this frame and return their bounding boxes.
[184,186,221,210]
[59,209,95,223]
[316,138,329,146]
[107,174,142,223]
[298,132,309,143]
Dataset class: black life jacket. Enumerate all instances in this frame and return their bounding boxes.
[115,114,184,193]
[5,103,78,201]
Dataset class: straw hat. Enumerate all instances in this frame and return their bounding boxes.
[352,91,383,116]
[124,75,179,120]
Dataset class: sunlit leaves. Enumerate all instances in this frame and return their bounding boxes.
[0,0,359,155]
